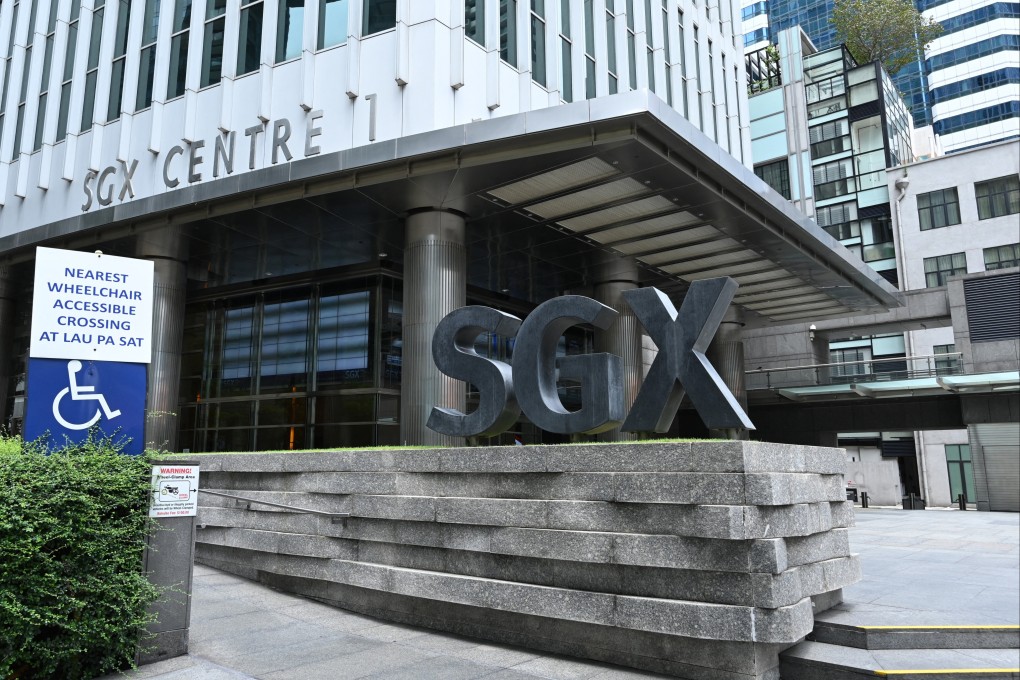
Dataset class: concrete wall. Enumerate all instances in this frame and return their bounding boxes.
[843,446,903,506]
[193,442,858,680]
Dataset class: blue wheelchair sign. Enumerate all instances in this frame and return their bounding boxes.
[24,358,147,455]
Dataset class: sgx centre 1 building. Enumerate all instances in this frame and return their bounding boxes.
[0,0,903,452]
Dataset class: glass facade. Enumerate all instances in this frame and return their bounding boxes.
[179,276,402,450]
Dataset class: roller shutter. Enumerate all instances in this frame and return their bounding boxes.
[972,423,1020,513]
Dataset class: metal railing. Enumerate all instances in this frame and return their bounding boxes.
[746,352,965,390]
[199,489,350,523]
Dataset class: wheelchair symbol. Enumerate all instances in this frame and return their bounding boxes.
[52,360,122,430]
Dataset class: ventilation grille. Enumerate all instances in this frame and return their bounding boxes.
[965,273,1020,343]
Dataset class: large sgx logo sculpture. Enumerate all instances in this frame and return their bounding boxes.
[427,277,755,437]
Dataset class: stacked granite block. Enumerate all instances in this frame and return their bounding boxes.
[194,441,858,680]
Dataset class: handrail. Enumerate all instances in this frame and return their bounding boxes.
[199,489,350,522]
[745,352,963,375]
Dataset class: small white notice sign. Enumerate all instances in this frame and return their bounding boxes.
[30,247,155,363]
[150,464,200,518]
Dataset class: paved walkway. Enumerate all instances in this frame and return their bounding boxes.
[106,508,1019,680]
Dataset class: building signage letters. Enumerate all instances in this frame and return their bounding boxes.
[428,277,755,437]
[81,112,324,212]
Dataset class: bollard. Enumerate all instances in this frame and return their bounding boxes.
[958,493,967,511]
[861,492,869,508]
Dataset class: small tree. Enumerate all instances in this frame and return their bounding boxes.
[831,0,943,75]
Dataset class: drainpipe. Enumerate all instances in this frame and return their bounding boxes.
[893,174,910,289]
[893,173,930,502]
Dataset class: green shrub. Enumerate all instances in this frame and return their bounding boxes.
[0,434,161,679]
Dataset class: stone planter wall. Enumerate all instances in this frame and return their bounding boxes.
[194,441,859,680]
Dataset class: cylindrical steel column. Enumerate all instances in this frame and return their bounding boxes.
[707,305,748,440]
[400,210,466,446]
[594,257,643,441]
[0,265,16,428]
[137,227,188,452]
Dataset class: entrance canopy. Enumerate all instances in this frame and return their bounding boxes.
[1,91,902,324]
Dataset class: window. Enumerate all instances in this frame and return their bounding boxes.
[34,0,60,150]
[816,202,857,228]
[530,0,546,86]
[813,158,855,199]
[237,0,264,76]
[707,40,717,140]
[925,34,1019,73]
[363,0,396,35]
[830,347,870,382]
[602,0,614,95]
[741,1,767,20]
[318,0,348,49]
[933,343,959,375]
[465,0,484,46]
[500,0,518,66]
[137,0,164,109]
[975,175,1020,219]
[677,11,686,117]
[924,252,967,287]
[201,0,226,86]
[917,188,961,230]
[694,25,703,130]
[984,243,1020,270]
[56,0,81,140]
[932,101,1020,137]
[12,0,39,158]
[626,0,636,89]
[0,0,20,150]
[662,0,671,106]
[276,0,303,62]
[809,119,850,157]
[645,0,654,93]
[754,160,790,199]
[931,67,1020,106]
[107,0,131,121]
[559,0,572,101]
[167,0,190,99]
[945,444,975,504]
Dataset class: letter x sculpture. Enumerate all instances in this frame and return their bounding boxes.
[622,278,754,432]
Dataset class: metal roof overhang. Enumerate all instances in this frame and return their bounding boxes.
[776,371,1020,401]
[0,90,903,324]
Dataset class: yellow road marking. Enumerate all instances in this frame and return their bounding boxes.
[860,625,1020,630]
[874,670,1020,676]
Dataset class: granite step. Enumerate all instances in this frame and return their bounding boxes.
[809,622,1020,650]
[779,640,1020,679]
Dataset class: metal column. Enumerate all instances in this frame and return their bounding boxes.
[0,265,16,428]
[707,306,748,440]
[400,210,467,446]
[137,228,188,452]
[593,257,643,441]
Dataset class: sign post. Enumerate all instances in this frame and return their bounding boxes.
[24,248,154,454]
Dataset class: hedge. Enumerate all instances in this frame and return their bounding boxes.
[0,434,161,680]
